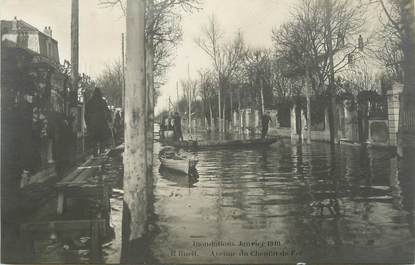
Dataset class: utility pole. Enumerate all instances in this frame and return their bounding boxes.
[189,87,192,134]
[122,0,147,262]
[187,64,191,134]
[71,0,80,153]
[176,81,179,111]
[146,0,155,170]
[325,0,338,145]
[122,33,125,110]
[71,0,79,100]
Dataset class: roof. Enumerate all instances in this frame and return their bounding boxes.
[1,19,38,33]
[1,19,57,43]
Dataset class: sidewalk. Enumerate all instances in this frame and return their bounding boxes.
[2,149,112,264]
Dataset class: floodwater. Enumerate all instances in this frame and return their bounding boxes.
[103,137,415,264]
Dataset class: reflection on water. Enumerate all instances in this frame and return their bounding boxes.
[103,139,414,264]
[158,166,199,188]
[149,139,414,264]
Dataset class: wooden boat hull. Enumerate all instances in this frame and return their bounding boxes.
[159,129,175,140]
[159,157,198,175]
[162,137,279,150]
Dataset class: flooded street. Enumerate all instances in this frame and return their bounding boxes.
[104,138,414,264]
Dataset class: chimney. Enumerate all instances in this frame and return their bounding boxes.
[12,16,18,30]
[43,26,48,35]
[48,26,52,37]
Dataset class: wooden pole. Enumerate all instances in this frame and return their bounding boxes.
[71,0,79,99]
[188,64,191,134]
[122,0,147,262]
[71,0,81,153]
[189,87,192,134]
[260,78,265,114]
[176,81,179,111]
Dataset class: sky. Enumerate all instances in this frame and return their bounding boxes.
[1,0,297,114]
[1,0,383,114]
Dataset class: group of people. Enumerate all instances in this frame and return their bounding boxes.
[159,111,271,141]
[161,112,183,142]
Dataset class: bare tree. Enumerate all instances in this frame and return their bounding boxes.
[273,0,367,92]
[341,62,381,94]
[273,0,367,143]
[99,0,200,91]
[100,0,199,168]
[198,69,217,129]
[181,78,198,132]
[195,16,245,131]
[271,58,303,99]
[243,48,274,113]
[96,61,124,107]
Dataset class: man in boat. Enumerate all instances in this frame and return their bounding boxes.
[173,112,184,142]
[261,111,272,139]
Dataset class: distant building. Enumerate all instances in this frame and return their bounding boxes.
[1,18,74,173]
[1,17,59,64]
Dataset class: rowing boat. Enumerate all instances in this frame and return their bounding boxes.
[158,147,198,175]
[162,137,279,150]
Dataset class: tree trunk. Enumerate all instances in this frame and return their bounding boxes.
[146,0,155,171]
[238,86,241,111]
[218,85,221,132]
[325,0,338,145]
[122,0,147,262]
[305,70,311,144]
[230,90,233,129]
[222,98,226,132]
[209,101,213,131]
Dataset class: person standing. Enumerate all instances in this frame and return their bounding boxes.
[173,112,183,142]
[85,88,111,156]
[52,113,74,177]
[261,111,272,139]
[113,110,123,144]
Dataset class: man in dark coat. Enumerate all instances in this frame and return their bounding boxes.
[261,112,272,139]
[113,110,123,144]
[85,88,111,156]
[51,113,74,177]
